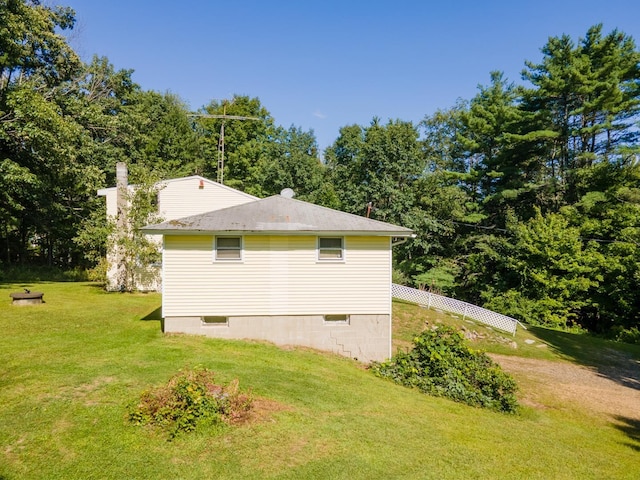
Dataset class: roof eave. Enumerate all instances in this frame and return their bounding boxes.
[141,228,413,237]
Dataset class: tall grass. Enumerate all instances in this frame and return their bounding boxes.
[0,265,88,282]
[0,282,638,479]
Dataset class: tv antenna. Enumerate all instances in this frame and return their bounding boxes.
[190,101,261,184]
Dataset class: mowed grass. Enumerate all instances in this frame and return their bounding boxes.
[1,282,639,479]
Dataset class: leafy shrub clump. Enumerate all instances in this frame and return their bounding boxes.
[614,326,640,345]
[128,366,253,439]
[371,325,519,413]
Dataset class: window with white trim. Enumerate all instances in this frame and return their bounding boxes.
[318,237,344,261]
[215,236,242,261]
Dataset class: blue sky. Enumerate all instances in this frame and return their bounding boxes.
[63,0,640,152]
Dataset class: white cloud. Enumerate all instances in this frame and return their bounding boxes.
[313,110,327,119]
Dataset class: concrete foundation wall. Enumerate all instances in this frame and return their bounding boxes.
[164,314,391,363]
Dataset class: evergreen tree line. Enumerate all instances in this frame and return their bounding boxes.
[1,2,639,338]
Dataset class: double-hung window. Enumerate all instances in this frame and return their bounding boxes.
[318,237,344,261]
[215,236,242,261]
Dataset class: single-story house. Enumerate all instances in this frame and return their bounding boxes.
[98,163,258,291]
[142,194,413,362]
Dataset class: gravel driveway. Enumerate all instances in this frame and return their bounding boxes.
[490,353,640,421]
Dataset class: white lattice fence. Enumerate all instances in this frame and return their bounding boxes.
[392,283,519,335]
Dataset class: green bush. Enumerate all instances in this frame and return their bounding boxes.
[86,258,108,285]
[615,326,640,345]
[371,325,518,413]
[129,366,253,439]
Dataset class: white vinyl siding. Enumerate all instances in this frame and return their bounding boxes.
[102,188,118,219]
[158,178,256,219]
[100,177,256,220]
[162,235,391,317]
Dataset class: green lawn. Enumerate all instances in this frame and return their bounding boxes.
[0,282,638,479]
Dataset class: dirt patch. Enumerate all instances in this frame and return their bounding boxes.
[234,397,292,426]
[490,354,640,421]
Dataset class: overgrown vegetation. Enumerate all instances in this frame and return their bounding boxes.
[613,326,640,345]
[129,366,252,439]
[0,264,88,282]
[372,325,519,413]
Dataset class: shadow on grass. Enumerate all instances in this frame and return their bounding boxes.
[140,307,162,322]
[141,306,164,332]
[613,416,640,452]
[142,306,162,321]
[530,326,640,391]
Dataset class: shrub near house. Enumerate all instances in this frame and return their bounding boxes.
[372,325,519,413]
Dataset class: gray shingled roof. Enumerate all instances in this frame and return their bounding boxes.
[142,195,413,236]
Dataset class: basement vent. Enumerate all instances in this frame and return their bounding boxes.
[324,314,350,324]
[202,316,229,326]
